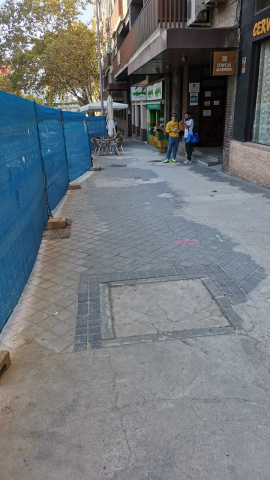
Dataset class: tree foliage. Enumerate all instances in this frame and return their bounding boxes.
[0,0,99,105]
[0,74,13,93]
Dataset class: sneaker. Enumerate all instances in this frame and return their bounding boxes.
[183,159,189,164]
[172,158,176,163]
[164,159,169,163]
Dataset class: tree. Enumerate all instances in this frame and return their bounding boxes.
[43,22,99,105]
[0,0,99,105]
[0,74,13,93]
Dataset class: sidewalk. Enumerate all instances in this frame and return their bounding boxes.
[1,138,270,479]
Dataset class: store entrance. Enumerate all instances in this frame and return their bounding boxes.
[199,70,227,147]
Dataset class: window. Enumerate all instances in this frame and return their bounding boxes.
[252,38,270,145]
[255,0,270,14]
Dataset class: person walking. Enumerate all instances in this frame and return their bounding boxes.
[181,112,194,164]
[164,113,181,163]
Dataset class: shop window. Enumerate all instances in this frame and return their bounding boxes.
[252,38,270,146]
[255,0,270,14]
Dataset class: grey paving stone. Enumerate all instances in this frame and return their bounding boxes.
[108,273,119,281]
[77,305,88,315]
[89,342,101,349]
[74,343,87,351]
[118,272,129,281]
[75,334,87,343]
[89,333,101,341]
[89,325,100,334]
[76,314,88,322]
[136,271,149,279]
[155,269,168,277]
[127,272,139,280]
[75,326,88,335]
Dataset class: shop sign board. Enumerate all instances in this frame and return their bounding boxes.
[146,102,161,110]
[131,86,147,101]
[213,52,235,76]
[253,17,270,37]
[147,82,162,101]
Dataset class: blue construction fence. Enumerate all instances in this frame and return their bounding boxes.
[0,90,106,330]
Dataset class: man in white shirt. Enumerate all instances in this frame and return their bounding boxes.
[181,112,194,164]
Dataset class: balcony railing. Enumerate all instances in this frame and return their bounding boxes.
[113,0,186,74]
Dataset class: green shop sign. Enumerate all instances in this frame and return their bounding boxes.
[146,103,161,110]
[147,82,162,101]
[131,86,147,101]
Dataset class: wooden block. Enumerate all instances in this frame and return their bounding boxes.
[90,166,101,171]
[68,184,81,190]
[0,351,11,376]
[45,217,67,230]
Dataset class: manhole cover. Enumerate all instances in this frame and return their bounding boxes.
[110,280,230,339]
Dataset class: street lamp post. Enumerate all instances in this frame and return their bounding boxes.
[96,0,104,116]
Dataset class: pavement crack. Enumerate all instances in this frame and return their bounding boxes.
[156,299,170,322]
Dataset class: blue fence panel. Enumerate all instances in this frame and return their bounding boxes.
[62,111,92,181]
[0,92,48,330]
[86,116,107,153]
[35,104,69,211]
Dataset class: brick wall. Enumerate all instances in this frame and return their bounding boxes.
[229,140,270,188]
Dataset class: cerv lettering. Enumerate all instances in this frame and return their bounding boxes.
[253,17,270,37]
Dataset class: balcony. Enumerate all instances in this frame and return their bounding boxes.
[113,0,186,73]
[113,0,237,78]
[111,0,123,33]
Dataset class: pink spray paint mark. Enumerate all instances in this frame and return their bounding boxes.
[174,237,200,247]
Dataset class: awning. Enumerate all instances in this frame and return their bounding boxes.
[77,101,129,113]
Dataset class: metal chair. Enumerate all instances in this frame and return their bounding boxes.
[116,136,124,153]
[92,138,107,156]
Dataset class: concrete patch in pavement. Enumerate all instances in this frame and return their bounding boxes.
[75,267,243,351]
[110,280,230,338]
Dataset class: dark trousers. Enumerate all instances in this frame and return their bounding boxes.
[185,141,193,160]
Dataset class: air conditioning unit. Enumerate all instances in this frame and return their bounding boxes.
[187,0,211,26]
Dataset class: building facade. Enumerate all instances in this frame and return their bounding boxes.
[99,0,240,165]
[229,0,270,188]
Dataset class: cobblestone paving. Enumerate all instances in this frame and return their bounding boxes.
[0,140,267,353]
[75,159,265,295]
[72,147,265,350]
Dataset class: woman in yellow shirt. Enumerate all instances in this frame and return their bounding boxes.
[164,113,181,163]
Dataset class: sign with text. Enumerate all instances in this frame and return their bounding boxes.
[147,82,162,101]
[131,86,147,101]
[212,52,235,76]
[253,17,270,37]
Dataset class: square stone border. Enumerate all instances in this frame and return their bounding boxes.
[74,265,244,351]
